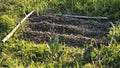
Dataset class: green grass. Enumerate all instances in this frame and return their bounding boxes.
[0,0,120,67]
[0,36,120,67]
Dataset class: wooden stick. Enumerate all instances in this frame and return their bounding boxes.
[109,21,115,45]
[2,10,34,43]
[57,14,108,19]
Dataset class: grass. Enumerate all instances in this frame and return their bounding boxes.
[0,38,83,67]
[0,36,120,67]
[0,0,120,67]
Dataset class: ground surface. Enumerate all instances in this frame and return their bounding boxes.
[23,14,111,46]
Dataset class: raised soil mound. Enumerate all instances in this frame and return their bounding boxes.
[23,14,111,46]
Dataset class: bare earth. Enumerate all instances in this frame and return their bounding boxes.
[22,14,111,47]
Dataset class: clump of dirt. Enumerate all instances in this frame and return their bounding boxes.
[22,14,111,46]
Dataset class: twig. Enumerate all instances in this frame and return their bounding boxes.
[57,14,108,20]
[2,10,34,43]
[109,21,115,45]
[36,7,39,17]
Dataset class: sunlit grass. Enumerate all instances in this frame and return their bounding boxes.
[0,0,120,67]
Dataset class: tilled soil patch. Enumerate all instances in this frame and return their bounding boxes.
[23,14,111,46]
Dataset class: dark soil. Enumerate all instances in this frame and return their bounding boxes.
[22,14,111,46]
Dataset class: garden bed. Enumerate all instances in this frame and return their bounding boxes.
[23,14,111,46]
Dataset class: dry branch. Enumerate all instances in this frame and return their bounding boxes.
[57,14,108,20]
[2,10,34,43]
[109,21,115,45]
